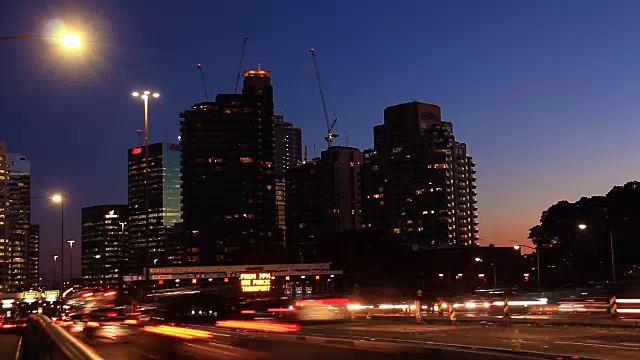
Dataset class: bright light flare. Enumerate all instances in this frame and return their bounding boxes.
[513,245,521,250]
[152,93,160,98]
[215,320,300,333]
[464,302,476,309]
[578,224,587,230]
[132,92,140,97]
[616,299,640,304]
[144,325,213,340]
[51,194,63,202]
[61,33,81,48]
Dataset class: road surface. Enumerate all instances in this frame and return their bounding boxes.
[300,321,640,359]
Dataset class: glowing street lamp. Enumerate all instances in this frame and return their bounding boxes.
[578,224,587,230]
[61,33,81,48]
[131,88,160,284]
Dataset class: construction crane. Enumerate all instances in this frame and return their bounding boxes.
[234,36,249,93]
[309,48,338,148]
[197,63,209,101]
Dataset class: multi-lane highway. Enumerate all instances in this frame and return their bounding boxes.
[80,320,640,359]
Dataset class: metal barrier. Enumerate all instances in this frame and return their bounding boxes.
[20,314,103,360]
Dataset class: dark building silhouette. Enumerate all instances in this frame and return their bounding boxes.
[362,102,478,247]
[81,205,128,287]
[127,142,181,274]
[274,115,302,247]
[286,146,363,259]
[180,68,278,265]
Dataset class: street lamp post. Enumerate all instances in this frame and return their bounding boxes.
[475,257,497,287]
[51,194,65,299]
[578,223,616,282]
[0,33,81,48]
[67,239,76,285]
[95,255,102,287]
[53,255,59,288]
[132,89,160,285]
[514,245,541,292]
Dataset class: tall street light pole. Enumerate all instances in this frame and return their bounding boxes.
[51,194,65,312]
[514,245,541,292]
[475,257,496,287]
[53,255,59,288]
[578,223,616,282]
[67,239,76,285]
[132,89,160,286]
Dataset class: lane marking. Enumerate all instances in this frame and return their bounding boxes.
[555,341,639,350]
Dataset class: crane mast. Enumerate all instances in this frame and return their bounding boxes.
[197,63,209,101]
[309,48,338,148]
[234,36,249,93]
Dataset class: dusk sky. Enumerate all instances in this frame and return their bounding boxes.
[3,0,640,278]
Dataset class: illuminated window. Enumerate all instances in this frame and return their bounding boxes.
[266,185,272,190]
[415,189,424,195]
[208,158,223,163]
[240,157,253,163]
[265,162,273,167]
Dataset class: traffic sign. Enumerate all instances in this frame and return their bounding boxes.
[417,290,423,297]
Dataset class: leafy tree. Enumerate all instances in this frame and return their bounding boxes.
[529,181,640,287]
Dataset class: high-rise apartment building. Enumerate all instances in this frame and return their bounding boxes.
[362,102,478,247]
[127,142,181,273]
[180,68,277,265]
[7,153,34,291]
[285,146,363,257]
[81,205,128,286]
[274,115,302,246]
[0,141,9,291]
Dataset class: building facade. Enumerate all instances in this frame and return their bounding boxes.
[361,102,478,247]
[180,68,278,265]
[81,205,128,287]
[274,115,302,247]
[7,153,35,291]
[127,142,181,273]
[285,146,363,259]
[0,141,9,291]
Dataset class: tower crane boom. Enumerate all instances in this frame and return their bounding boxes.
[309,48,339,147]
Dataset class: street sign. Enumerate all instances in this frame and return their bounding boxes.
[44,290,60,300]
[21,291,38,299]
[417,290,423,297]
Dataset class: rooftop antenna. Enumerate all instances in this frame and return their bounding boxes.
[197,64,209,101]
[304,145,308,162]
[136,129,142,146]
[234,36,249,93]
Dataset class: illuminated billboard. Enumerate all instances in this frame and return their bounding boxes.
[240,272,271,292]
